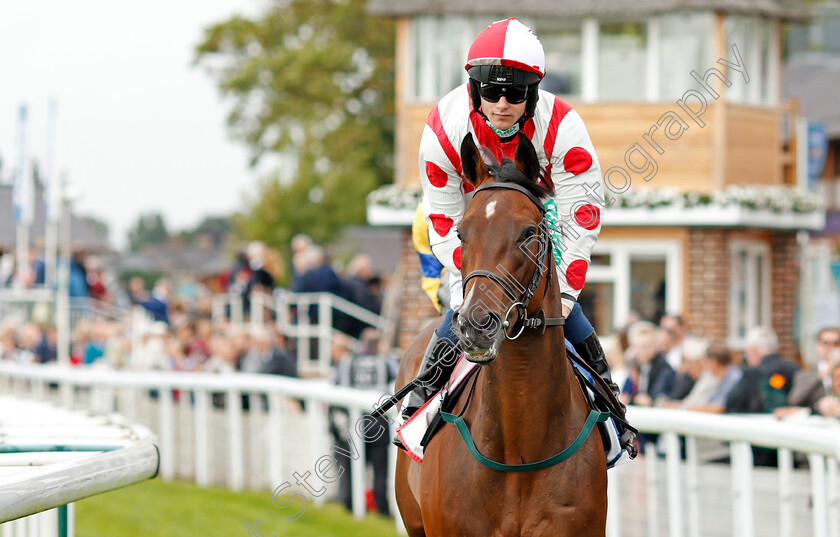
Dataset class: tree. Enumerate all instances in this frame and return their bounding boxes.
[127,212,169,252]
[176,215,232,248]
[195,0,395,253]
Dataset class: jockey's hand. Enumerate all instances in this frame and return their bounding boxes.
[562,304,571,318]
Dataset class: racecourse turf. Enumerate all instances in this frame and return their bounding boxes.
[74,478,401,537]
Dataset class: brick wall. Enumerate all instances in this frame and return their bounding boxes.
[685,228,799,360]
[771,231,799,361]
[393,229,441,351]
[685,228,730,342]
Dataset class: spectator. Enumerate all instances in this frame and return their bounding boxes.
[659,314,688,370]
[293,245,342,295]
[622,321,677,407]
[141,279,171,325]
[85,256,108,302]
[240,327,275,373]
[290,234,314,285]
[69,248,90,298]
[725,326,799,415]
[814,327,840,392]
[776,327,840,417]
[667,337,708,401]
[203,335,238,374]
[35,324,57,363]
[329,329,394,516]
[128,276,149,305]
[339,254,382,338]
[261,331,298,378]
[621,321,676,454]
[664,341,743,413]
[813,362,840,418]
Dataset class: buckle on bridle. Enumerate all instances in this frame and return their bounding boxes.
[502,302,527,340]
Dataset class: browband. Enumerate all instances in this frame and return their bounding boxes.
[472,182,546,214]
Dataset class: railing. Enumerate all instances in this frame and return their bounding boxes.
[0,362,398,528]
[615,406,840,537]
[0,395,160,535]
[2,362,840,536]
[0,288,133,331]
[211,291,391,376]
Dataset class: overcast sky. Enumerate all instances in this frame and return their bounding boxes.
[0,0,270,250]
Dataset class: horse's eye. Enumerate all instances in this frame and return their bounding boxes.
[519,227,537,242]
[456,230,463,242]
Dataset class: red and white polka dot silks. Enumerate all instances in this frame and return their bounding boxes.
[465,18,546,80]
[419,84,604,310]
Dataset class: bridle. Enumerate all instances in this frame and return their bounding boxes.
[460,181,565,340]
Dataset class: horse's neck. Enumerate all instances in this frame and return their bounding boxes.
[475,283,581,450]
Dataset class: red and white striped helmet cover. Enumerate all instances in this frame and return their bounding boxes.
[465,18,545,80]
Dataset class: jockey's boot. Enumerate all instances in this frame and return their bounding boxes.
[573,332,638,458]
[401,332,460,420]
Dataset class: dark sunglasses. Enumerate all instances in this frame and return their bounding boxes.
[479,83,529,104]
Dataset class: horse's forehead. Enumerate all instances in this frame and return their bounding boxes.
[465,190,537,228]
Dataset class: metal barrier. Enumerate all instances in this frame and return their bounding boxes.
[211,291,391,376]
[2,363,839,536]
[0,395,160,535]
[0,362,397,528]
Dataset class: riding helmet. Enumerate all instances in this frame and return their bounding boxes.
[465,18,545,120]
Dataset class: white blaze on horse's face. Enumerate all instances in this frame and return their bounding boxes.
[485,200,497,220]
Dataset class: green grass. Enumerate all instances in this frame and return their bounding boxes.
[75,478,401,537]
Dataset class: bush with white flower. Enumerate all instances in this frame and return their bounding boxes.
[367,184,421,210]
[369,184,822,214]
[608,185,821,214]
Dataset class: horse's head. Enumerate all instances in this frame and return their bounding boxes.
[454,132,555,364]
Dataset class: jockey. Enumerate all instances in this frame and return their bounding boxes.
[406,18,633,450]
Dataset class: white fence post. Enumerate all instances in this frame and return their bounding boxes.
[646,450,660,537]
[159,386,175,480]
[779,447,794,537]
[828,458,839,537]
[811,453,829,537]
[731,441,754,537]
[227,389,244,492]
[685,436,700,537]
[348,407,367,520]
[318,294,332,377]
[194,389,210,488]
[665,432,683,537]
[268,392,284,490]
[606,466,621,537]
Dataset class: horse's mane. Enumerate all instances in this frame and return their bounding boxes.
[481,149,555,199]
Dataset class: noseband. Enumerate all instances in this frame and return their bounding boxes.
[461,182,564,339]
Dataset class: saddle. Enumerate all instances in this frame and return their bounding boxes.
[396,342,635,468]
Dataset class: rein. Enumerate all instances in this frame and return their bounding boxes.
[441,406,610,472]
[461,181,565,339]
[445,179,608,472]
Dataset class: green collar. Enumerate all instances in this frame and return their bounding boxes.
[487,120,520,138]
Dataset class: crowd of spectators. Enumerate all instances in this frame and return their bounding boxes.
[609,312,840,456]
[0,235,385,378]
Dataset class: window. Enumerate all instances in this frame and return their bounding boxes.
[598,22,647,101]
[724,15,773,105]
[578,240,682,335]
[409,15,486,102]
[658,13,714,99]
[729,241,771,346]
[533,21,583,98]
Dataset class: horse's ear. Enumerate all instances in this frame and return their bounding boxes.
[460,133,489,187]
[514,132,541,182]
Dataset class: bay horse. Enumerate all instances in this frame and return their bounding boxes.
[394,132,608,536]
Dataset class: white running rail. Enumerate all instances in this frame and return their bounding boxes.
[2,362,840,536]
